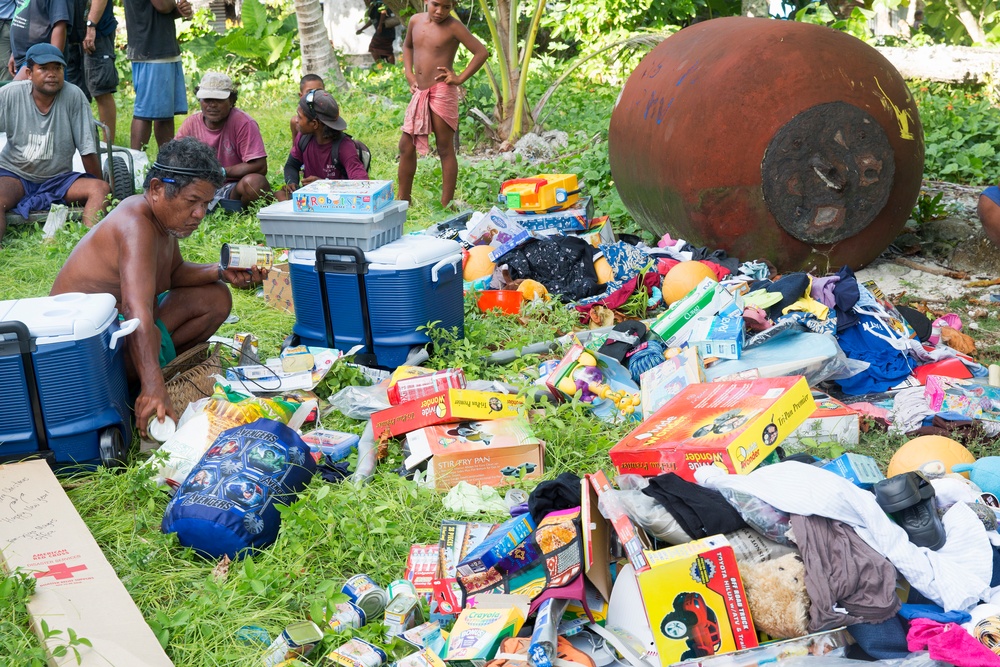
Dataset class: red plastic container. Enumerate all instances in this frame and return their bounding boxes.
[477,290,522,315]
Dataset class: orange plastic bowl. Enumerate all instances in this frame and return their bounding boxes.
[478,290,523,315]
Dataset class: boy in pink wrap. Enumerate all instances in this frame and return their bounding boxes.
[398,0,487,207]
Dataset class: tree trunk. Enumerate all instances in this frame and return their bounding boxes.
[295,0,347,89]
[950,0,988,43]
[741,0,770,18]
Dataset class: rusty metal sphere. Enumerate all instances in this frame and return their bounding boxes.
[609,17,924,272]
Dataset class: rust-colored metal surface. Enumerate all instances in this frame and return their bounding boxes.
[609,17,924,272]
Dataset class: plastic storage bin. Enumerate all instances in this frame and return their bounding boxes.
[0,293,136,466]
[258,199,407,251]
[288,236,464,369]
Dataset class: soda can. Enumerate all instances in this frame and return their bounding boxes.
[326,600,367,633]
[342,574,389,619]
[221,243,274,271]
[327,638,388,667]
[387,578,418,601]
[261,620,323,667]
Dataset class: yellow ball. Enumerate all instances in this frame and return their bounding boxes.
[887,435,976,478]
[662,261,718,305]
[594,257,614,284]
[463,245,496,281]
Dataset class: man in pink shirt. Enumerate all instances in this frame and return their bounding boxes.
[176,70,270,210]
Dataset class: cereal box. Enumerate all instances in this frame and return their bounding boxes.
[638,536,757,665]
[609,376,814,480]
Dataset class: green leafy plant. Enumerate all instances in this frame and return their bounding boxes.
[910,192,951,225]
[184,0,298,80]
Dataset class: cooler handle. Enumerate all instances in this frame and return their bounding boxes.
[315,245,369,275]
[431,254,463,283]
[109,318,139,350]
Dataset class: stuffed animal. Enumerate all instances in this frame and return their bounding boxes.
[739,553,811,639]
[954,458,1000,497]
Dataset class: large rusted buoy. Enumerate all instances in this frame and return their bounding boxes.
[609,17,924,272]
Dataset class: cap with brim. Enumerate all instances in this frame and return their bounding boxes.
[306,90,348,132]
[25,43,66,67]
[197,71,236,100]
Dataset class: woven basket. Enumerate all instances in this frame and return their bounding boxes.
[163,342,223,415]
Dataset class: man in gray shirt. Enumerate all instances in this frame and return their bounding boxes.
[0,42,109,242]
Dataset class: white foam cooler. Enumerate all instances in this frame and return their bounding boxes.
[288,236,464,369]
[0,292,136,465]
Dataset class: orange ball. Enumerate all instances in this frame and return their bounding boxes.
[887,435,976,478]
[463,245,496,281]
[662,261,718,305]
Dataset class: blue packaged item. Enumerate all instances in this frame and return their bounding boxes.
[162,418,317,559]
[288,236,464,369]
[822,453,885,489]
[456,513,537,577]
[0,292,135,466]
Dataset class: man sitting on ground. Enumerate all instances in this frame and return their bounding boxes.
[0,43,109,242]
[50,137,265,437]
[176,70,270,210]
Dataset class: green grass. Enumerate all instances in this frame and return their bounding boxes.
[4,64,1000,666]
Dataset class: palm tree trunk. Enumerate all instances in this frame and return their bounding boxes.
[295,0,347,89]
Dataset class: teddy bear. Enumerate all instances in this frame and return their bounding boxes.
[739,553,812,639]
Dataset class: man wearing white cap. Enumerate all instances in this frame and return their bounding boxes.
[175,70,270,210]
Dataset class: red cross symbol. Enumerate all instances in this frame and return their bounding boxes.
[34,562,87,581]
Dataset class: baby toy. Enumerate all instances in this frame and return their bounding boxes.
[546,346,641,416]
[498,174,580,214]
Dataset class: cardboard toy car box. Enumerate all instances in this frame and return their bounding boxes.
[292,179,394,214]
[781,391,861,451]
[609,376,814,480]
[372,389,524,439]
[404,418,544,491]
[263,262,295,315]
[638,536,757,665]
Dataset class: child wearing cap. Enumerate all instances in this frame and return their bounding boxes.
[276,89,368,201]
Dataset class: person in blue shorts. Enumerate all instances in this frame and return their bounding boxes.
[123,0,192,150]
[978,186,1000,247]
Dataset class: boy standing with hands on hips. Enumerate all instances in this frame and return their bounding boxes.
[397,0,487,207]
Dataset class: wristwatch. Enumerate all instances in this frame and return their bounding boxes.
[85,19,95,28]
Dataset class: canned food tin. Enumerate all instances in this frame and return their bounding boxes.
[222,243,274,271]
[386,578,418,601]
[342,574,389,619]
[147,415,176,443]
[383,594,424,640]
[327,638,388,667]
[262,621,323,667]
[327,600,367,633]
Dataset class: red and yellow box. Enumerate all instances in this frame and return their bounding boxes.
[609,376,814,481]
[372,389,524,439]
[638,535,757,665]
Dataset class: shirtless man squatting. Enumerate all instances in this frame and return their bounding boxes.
[398,0,487,207]
[50,137,265,438]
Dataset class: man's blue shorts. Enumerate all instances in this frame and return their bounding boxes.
[983,186,1000,206]
[132,61,187,121]
[0,168,88,218]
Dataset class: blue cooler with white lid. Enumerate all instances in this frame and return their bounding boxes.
[0,292,136,466]
[288,236,464,369]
